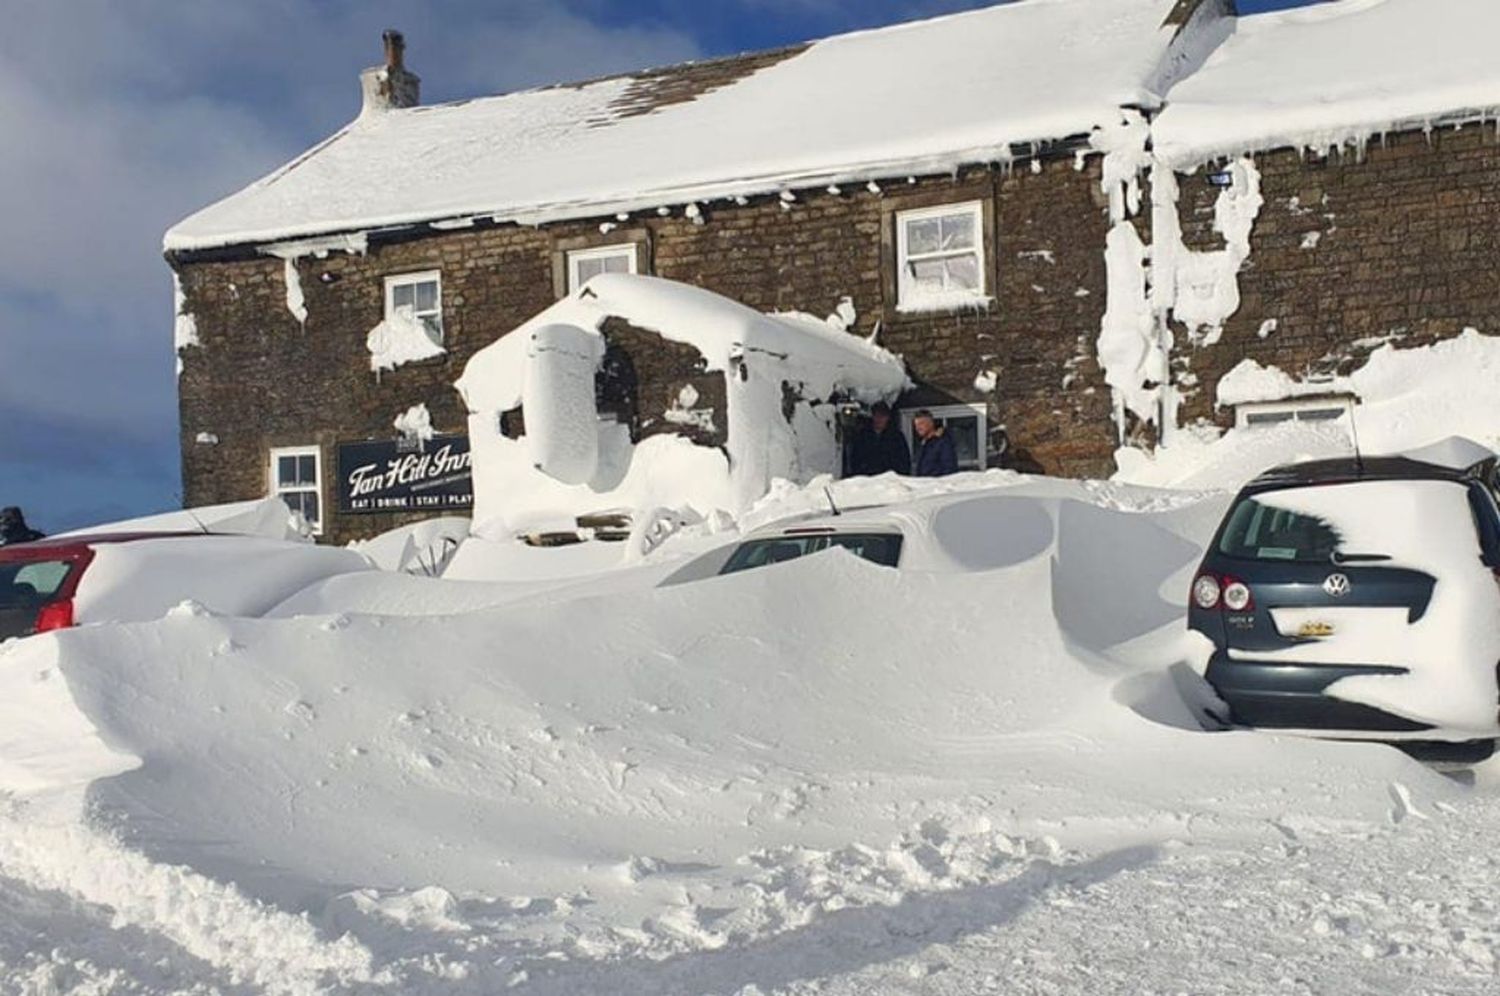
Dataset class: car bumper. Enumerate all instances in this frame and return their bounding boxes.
[1205,656,1432,734]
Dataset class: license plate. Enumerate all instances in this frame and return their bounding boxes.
[1297,621,1336,638]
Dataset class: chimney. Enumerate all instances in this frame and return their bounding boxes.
[360,29,421,116]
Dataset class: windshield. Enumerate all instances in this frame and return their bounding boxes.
[0,560,73,606]
[0,559,74,641]
[720,533,903,575]
[1218,496,1343,563]
[1218,480,1479,565]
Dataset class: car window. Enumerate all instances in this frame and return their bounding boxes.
[1218,496,1342,563]
[719,533,903,575]
[0,560,73,607]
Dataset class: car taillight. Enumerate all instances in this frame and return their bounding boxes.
[1222,579,1254,612]
[1192,574,1222,610]
[34,599,75,633]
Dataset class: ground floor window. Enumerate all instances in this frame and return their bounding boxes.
[901,403,987,471]
[1235,397,1354,429]
[270,445,323,534]
[567,244,638,293]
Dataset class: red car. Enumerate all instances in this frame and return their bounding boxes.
[1,533,196,640]
[0,531,369,641]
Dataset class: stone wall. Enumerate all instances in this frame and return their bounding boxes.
[1171,124,1500,428]
[175,156,1120,542]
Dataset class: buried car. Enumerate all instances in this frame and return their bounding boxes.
[1189,449,1500,752]
[660,489,1061,585]
[0,532,369,641]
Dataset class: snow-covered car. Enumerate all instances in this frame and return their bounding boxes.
[1190,447,1500,754]
[662,490,1059,585]
[718,521,906,576]
[0,532,369,641]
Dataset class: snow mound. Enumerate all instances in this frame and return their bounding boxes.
[1118,329,1500,490]
[0,477,1463,989]
[366,309,444,373]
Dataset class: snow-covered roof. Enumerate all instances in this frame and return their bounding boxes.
[456,273,907,415]
[166,0,1194,253]
[1154,0,1500,166]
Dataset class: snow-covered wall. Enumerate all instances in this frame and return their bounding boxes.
[456,275,907,533]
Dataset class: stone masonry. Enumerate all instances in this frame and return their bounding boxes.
[175,153,1118,543]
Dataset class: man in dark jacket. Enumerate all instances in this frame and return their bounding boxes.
[0,507,44,546]
[849,402,911,477]
[912,410,959,478]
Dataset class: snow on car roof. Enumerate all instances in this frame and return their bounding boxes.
[165,0,1192,252]
[1154,0,1500,166]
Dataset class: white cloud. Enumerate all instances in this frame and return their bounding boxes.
[0,1,700,527]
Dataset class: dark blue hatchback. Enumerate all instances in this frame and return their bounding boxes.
[1189,453,1500,742]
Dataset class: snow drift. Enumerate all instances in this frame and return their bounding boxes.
[0,476,1462,992]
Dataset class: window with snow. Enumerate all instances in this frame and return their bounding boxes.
[567,244,637,293]
[895,202,987,312]
[1235,398,1354,430]
[384,271,443,344]
[270,445,323,535]
[900,403,988,471]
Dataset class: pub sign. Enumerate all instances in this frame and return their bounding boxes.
[337,435,473,514]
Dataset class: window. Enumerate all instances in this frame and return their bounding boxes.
[900,404,987,471]
[1217,495,1343,564]
[384,271,443,344]
[567,244,637,293]
[270,445,323,535]
[719,532,904,575]
[895,202,987,312]
[1235,398,1353,429]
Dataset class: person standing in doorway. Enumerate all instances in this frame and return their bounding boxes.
[849,402,911,477]
[912,410,958,478]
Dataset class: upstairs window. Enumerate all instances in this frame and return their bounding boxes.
[895,202,986,312]
[270,445,323,535]
[384,271,443,344]
[567,244,637,293]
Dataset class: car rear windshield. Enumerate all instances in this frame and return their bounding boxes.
[1218,495,1343,563]
[720,533,903,575]
[1218,479,1482,565]
[0,559,73,607]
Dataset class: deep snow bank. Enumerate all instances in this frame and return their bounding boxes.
[1118,329,1500,490]
[0,479,1459,991]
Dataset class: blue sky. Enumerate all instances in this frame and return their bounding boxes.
[0,0,1321,533]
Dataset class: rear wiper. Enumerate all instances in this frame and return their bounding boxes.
[1332,552,1392,564]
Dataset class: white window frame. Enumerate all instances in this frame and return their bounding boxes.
[895,201,988,313]
[269,444,324,536]
[566,244,638,293]
[900,403,988,472]
[1235,397,1355,430]
[383,270,443,344]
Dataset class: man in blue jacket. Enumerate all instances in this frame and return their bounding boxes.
[912,410,959,478]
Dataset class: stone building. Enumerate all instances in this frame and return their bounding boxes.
[165,0,1500,542]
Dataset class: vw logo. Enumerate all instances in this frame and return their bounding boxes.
[1323,573,1352,598]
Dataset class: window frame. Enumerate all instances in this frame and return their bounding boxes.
[1235,397,1354,429]
[894,201,988,313]
[269,444,325,536]
[566,244,639,293]
[383,270,444,344]
[900,403,988,472]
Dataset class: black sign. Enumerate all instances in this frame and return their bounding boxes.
[337,435,474,515]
